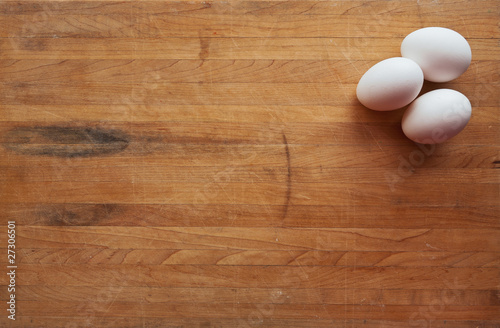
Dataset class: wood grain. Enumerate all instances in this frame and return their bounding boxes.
[1,60,498,84]
[2,38,499,60]
[0,0,499,327]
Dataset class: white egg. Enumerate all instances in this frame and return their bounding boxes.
[356,57,424,111]
[401,27,472,83]
[402,89,472,144]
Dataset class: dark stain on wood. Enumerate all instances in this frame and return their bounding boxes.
[199,30,210,60]
[19,38,47,51]
[37,204,118,226]
[2,126,130,157]
[282,132,292,220]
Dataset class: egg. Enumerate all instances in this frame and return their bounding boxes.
[401,89,472,144]
[356,57,424,111]
[401,27,472,82]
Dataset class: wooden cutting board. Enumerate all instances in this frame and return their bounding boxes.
[1,0,499,327]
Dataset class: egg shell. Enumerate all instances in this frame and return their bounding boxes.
[356,57,424,111]
[401,27,472,83]
[402,89,472,144]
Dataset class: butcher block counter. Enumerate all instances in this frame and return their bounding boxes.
[0,0,499,327]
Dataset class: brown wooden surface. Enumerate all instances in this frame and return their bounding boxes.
[0,0,499,327]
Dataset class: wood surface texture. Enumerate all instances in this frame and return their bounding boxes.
[0,0,499,327]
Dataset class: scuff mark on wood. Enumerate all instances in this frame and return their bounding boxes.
[198,31,210,60]
[2,126,130,157]
[282,132,292,221]
[37,204,119,226]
